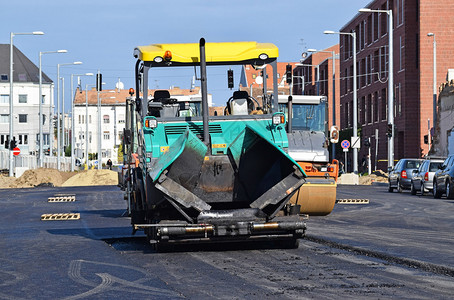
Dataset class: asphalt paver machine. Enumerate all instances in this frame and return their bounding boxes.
[124,38,307,249]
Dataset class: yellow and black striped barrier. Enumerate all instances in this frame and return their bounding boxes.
[336,199,370,204]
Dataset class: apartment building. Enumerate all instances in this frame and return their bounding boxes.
[338,0,454,171]
[0,44,53,154]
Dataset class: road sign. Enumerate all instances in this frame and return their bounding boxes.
[12,147,20,156]
[341,140,350,149]
[351,137,361,149]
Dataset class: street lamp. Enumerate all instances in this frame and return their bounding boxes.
[9,31,44,177]
[308,48,337,161]
[359,7,394,169]
[70,73,93,171]
[324,30,358,173]
[85,84,95,169]
[57,61,82,170]
[38,49,67,168]
[427,32,437,140]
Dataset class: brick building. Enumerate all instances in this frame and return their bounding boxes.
[293,44,340,132]
[338,0,454,171]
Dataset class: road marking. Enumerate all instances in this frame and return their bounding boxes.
[336,199,370,204]
[41,213,80,221]
[48,196,76,202]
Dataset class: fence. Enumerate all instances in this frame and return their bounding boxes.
[0,150,72,174]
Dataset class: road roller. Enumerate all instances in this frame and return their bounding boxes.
[124,39,308,249]
[278,94,339,216]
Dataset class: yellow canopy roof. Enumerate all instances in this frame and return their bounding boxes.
[135,41,278,64]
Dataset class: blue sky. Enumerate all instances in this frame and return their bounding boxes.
[1,0,369,108]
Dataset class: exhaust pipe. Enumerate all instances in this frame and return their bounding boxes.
[199,38,210,145]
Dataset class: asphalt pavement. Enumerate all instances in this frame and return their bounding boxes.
[0,184,453,299]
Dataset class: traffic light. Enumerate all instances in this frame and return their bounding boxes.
[286,64,292,84]
[387,123,393,137]
[424,135,429,144]
[96,73,102,91]
[364,137,371,147]
[227,69,234,89]
[10,137,17,149]
[4,137,9,149]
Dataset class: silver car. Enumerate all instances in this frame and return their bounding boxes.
[388,158,423,193]
[410,157,445,195]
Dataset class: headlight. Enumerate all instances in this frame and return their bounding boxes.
[145,118,157,129]
[154,56,163,63]
[272,114,285,125]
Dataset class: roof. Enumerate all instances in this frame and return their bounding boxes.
[134,41,278,65]
[74,86,201,105]
[0,44,52,84]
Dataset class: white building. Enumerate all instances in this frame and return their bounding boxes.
[0,44,53,155]
[73,86,205,165]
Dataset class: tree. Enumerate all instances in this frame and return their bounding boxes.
[117,144,124,164]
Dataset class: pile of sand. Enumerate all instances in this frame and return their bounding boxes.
[358,170,389,185]
[0,168,117,189]
[62,169,118,187]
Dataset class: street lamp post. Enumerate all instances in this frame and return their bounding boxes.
[57,61,82,170]
[85,84,95,169]
[359,7,394,169]
[308,48,337,160]
[38,49,67,168]
[9,31,44,177]
[70,73,93,171]
[324,30,358,173]
[427,33,437,141]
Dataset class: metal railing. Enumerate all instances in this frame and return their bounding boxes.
[0,150,72,173]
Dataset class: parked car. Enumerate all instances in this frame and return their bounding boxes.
[388,158,423,193]
[410,157,445,195]
[433,154,454,199]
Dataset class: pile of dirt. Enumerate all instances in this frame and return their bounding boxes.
[61,169,118,187]
[0,168,117,189]
[359,170,389,185]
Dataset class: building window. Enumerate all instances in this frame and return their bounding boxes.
[367,15,372,45]
[89,132,92,143]
[399,36,404,71]
[18,94,27,103]
[19,114,27,123]
[360,96,365,125]
[374,13,379,40]
[374,91,379,122]
[0,95,9,104]
[18,134,28,145]
[0,74,8,81]
[367,94,372,124]
[381,88,387,121]
[374,50,379,81]
[89,115,92,124]
[380,6,387,36]
[103,131,110,140]
[0,114,8,123]
[103,115,110,124]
